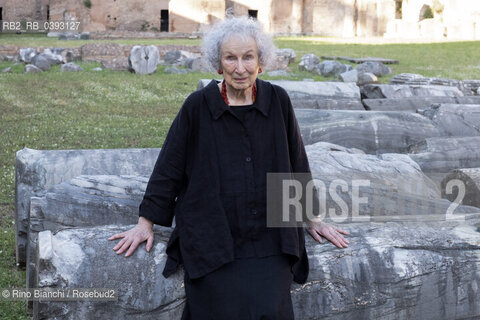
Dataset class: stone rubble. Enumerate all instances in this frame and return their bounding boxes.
[60,62,83,72]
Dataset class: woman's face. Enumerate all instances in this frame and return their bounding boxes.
[219,35,260,91]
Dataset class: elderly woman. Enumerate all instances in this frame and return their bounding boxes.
[109,16,349,319]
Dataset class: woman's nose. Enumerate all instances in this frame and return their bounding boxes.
[235,59,246,73]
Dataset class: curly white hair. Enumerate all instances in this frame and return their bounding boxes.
[202,15,277,70]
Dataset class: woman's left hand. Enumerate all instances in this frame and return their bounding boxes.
[306,220,350,248]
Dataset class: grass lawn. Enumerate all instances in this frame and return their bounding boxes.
[0,34,479,318]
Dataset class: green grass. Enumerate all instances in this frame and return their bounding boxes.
[276,37,480,81]
[0,33,202,47]
[0,35,480,318]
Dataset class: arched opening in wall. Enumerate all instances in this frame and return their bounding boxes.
[395,0,402,19]
[419,4,434,21]
[46,5,50,21]
[160,10,169,32]
[248,10,258,19]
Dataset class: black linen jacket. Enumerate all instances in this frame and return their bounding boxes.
[139,78,311,284]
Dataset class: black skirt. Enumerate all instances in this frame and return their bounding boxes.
[181,254,295,320]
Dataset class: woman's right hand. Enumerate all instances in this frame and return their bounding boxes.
[108,217,154,257]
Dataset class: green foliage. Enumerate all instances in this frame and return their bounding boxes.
[0,205,28,319]
[0,33,202,47]
[395,0,402,19]
[422,6,434,19]
[141,21,150,31]
[83,0,92,9]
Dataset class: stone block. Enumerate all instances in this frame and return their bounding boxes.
[15,148,160,266]
[34,216,480,319]
[295,109,441,154]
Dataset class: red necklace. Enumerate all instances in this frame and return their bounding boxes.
[221,81,256,106]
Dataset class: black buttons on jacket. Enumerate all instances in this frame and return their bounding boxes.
[245,156,252,162]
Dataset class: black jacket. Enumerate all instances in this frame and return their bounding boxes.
[139,78,310,284]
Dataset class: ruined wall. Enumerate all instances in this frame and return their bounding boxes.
[48,0,89,31]
[442,0,480,39]
[356,0,394,37]
[49,0,170,32]
[307,0,356,37]
[1,0,48,22]
[169,0,224,33]
[269,0,303,34]
[3,0,480,39]
[47,0,224,33]
[385,0,480,39]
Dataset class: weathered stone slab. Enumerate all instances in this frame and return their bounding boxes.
[355,61,393,77]
[298,54,320,72]
[197,79,360,98]
[290,99,364,110]
[275,48,296,64]
[363,96,480,111]
[189,57,213,73]
[316,60,349,77]
[34,225,185,320]
[25,175,150,312]
[128,45,160,74]
[24,64,42,73]
[306,144,440,199]
[197,79,363,110]
[294,216,480,320]
[18,48,39,63]
[321,56,399,65]
[339,69,358,83]
[31,52,63,71]
[418,104,480,136]
[462,80,480,96]
[161,49,200,66]
[15,148,161,266]
[408,137,480,184]
[270,80,363,110]
[357,72,378,85]
[60,62,82,72]
[295,109,441,154]
[390,73,477,96]
[361,84,464,99]
[409,136,480,154]
[390,73,462,87]
[441,168,480,208]
[35,216,480,319]
[304,145,480,221]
